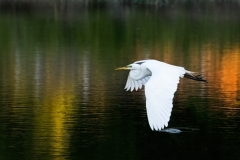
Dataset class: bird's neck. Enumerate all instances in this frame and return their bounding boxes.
[130,67,151,80]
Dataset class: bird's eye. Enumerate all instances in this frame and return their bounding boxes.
[134,61,145,65]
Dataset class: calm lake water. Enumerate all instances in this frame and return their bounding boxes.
[0,3,240,159]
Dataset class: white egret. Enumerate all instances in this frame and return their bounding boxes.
[116,59,206,131]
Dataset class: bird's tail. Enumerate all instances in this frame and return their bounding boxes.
[184,71,207,82]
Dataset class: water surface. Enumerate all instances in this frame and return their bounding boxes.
[0,4,240,159]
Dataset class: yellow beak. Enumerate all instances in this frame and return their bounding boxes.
[115,66,129,70]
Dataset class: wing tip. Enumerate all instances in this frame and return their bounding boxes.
[184,73,207,82]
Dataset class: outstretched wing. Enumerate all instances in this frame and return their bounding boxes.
[144,60,186,131]
[125,74,150,91]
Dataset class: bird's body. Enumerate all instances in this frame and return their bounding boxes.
[116,59,206,131]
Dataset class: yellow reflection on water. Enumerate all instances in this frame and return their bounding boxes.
[32,51,78,158]
[30,51,108,157]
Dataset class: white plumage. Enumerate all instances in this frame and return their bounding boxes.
[116,59,206,131]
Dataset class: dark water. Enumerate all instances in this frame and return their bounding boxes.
[1,4,240,160]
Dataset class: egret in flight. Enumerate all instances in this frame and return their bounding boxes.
[115,60,206,131]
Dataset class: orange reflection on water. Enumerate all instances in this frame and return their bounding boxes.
[220,46,240,103]
[134,40,240,106]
